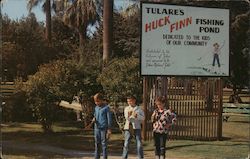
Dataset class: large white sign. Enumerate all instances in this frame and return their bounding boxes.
[141,3,230,76]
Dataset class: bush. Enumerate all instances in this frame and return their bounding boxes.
[2,91,35,122]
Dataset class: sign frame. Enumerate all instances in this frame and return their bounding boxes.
[140,2,230,77]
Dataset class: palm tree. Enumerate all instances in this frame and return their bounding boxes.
[63,0,99,128]
[63,0,113,67]
[52,0,71,17]
[63,0,98,48]
[103,0,113,66]
[27,0,52,43]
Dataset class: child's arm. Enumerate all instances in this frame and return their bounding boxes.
[170,112,177,128]
[124,107,130,121]
[107,107,112,139]
[84,107,96,130]
[136,108,145,121]
[164,109,177,129]
[151,110,156,122]
[84,117,96,130]
[107,106,112,130]
[218,40,225,52]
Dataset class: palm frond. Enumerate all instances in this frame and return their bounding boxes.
[27,0,43,13]
[63,0,98,29]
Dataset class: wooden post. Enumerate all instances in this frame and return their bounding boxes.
[161,76,167,97]
[217,78,223,140]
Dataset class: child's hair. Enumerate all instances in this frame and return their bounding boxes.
[155,96,166,103]
[213,43,219,47]
[155,96,169,108]
[94,93,104,101]
[127,95,136,100]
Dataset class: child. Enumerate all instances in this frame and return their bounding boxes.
[212,43,221,68]
[151,96,176,159]
[211,41,225,73]
[122,95,145,159]
[92,93,112,159]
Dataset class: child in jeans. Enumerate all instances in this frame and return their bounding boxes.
[151,96,176,159]
[92,93,112,159]
[122,95,145,159]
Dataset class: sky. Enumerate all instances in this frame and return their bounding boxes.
[1,0,135,22]
[2,0,45,22]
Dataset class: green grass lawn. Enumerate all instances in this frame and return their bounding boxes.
[1,116,250,159]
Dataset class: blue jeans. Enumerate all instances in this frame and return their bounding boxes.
[122,129,144,159]
[212,54,220,67]
[94,128,108,159]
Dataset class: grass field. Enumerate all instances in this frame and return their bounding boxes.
[1,116,250,159]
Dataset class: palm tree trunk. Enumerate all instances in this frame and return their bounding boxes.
[78,24,87,65]
[103,0,113,67]
[45,0,52,43]
[79,23,87,49]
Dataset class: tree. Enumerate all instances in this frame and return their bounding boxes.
[52,0,71,17]
[23,58,102,132]
[102,0,113,66]
[23,62,60,133]
[63,0,98,48]
[113,5,140,58]
[27,0,52,43]
[2,14,47,80]
[98,57,142,103]
[51,16,79,57]
[2,14,75,80]
[230,10,250,93]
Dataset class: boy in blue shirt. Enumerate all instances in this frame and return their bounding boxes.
[92,93,112,159]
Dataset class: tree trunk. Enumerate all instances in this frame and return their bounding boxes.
[103,0,113,67]
[45,0,52,43]
[78,24,87,64]
[79,25,87,49]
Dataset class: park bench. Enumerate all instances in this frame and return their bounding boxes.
[58,100,82,111]
[1,82,15,98]
[222,103,250,122]
[223,88,250,103]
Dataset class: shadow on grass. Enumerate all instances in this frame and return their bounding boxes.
[227,120,250,123]
[2,128,92,148]
[220,136,231,141]
[54,121,86,128]
[2,147,82,159]
[167,141,249,150]
[2,129,84,139]
[2,124,129,158]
